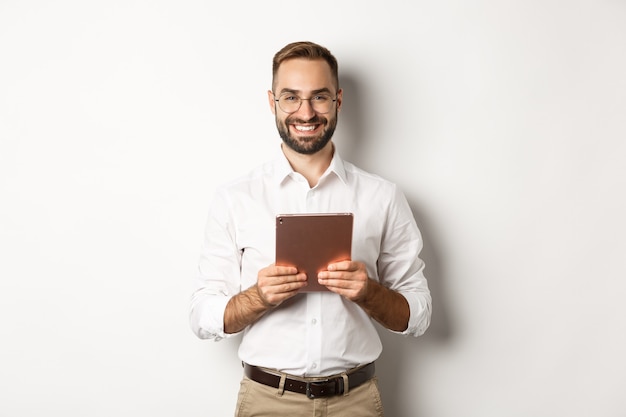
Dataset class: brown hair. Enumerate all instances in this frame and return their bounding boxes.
[272,41,339,91]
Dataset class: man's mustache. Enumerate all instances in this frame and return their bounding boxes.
[286,115,326,124]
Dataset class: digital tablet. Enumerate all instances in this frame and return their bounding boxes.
[275,213,353,292]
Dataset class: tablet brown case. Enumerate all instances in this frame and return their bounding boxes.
[275,213,353,292]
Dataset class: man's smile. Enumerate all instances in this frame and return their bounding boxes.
[292,124,319,133]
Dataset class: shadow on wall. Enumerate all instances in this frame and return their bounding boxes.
[338,70,453,417]
[377,199,453,417]
[336,72,367,169]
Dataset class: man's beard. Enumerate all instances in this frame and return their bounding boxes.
[276,112,338,155]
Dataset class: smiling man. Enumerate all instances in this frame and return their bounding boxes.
[190,41,432,417]
[271,57,340,156]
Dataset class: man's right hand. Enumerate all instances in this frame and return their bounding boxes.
[223,264,307,334]
[256,264,308,307]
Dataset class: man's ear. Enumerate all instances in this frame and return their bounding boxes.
[268,90,276,115]
[336,88,343,113]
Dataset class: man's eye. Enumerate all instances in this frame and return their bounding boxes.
[282,95,298,102]
[312,95,330,102]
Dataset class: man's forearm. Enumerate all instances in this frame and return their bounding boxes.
[223,285,272,334]
[357,279,410,332]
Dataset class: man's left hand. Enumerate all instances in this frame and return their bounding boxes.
[317,260,369,301]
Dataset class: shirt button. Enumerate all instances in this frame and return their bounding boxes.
[311,363,317,369]
[311,318,317,325]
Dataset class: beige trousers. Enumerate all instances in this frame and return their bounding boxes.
[234,376,385,417]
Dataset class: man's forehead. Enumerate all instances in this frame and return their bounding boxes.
[275,58,334,84]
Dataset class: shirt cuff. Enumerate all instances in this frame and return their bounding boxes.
[396,291,432,337]
[190,293,238,341]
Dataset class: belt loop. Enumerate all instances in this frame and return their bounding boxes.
[276,373,286,396]
[341,373,349,396]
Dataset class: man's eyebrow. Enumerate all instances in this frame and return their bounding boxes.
[277,88,299,95]
[277,87,333,95]
[311,88,333,95]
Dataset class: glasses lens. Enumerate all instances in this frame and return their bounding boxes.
[278,95,301,113]
[311,95,332,113]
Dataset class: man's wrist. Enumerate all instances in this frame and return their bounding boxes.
[254,284,277,309]
[224,286,272,334]
[355,279,409,332]
[355,278,379,310]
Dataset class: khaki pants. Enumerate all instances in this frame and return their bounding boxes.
[235,376,385,417]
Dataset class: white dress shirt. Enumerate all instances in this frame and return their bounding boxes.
[190,145,431,376]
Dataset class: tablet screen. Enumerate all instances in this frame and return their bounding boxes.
[275,213,353,292]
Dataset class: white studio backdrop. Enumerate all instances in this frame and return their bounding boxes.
[1,1,625,416]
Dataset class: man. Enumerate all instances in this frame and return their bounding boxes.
[190,41,432,417]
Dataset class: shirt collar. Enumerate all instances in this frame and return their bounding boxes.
[272,143,348,187]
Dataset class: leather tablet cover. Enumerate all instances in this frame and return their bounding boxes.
[275,213,353,292]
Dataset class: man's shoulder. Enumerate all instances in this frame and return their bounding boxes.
[343,160,398,190]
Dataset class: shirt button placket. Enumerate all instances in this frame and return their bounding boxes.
[306,190,316,211]
[306,293,323,375]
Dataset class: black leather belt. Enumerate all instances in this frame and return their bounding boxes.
[243,362,375,399]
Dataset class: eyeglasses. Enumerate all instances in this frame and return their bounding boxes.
[274,92,337,114]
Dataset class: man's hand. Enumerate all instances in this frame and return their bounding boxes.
[317,260,369,302]
[318,260,410,332]
[256,264,308,307]
[223,264,307,334]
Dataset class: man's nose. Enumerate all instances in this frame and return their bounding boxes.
[294,98,316,119]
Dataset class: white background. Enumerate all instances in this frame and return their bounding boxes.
[1,1,625,416]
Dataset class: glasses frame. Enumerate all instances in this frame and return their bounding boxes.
[273,92,338,114]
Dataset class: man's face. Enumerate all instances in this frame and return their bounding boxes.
[269,58,342,155]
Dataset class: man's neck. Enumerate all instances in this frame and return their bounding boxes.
[281,142,334,188]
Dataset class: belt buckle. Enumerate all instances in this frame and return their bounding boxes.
[305,379,332,399]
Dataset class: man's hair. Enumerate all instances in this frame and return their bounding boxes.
[272,41,339,91]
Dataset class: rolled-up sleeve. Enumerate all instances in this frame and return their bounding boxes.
[398,273,432,337]
[189,189,242,341]
[378,186,432,337]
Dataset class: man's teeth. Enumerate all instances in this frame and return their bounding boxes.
[295,125,316,131]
